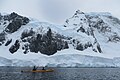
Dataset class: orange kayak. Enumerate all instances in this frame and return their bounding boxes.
[21,69,54,73]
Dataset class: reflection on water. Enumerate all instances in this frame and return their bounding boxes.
[0,67,120,80]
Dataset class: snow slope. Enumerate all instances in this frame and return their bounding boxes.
[1,10,120,67]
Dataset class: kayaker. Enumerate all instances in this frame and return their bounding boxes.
[42,67,45,70]
[32,66,37,71]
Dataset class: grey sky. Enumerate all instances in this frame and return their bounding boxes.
[0,0,120,24]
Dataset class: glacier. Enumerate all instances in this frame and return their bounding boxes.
[0,51,120,67]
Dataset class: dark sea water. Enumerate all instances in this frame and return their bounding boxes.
[0,67,120,80]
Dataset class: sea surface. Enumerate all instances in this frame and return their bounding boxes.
[0,67,120,80]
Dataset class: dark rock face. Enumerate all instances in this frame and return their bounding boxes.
[0,13,2,21]
[21,28,35,39]
[0,12,30,33]
[77,26,85,33]
[0,32,6,42]
[0,32,6,45]
[21,28,69,55]
[6,19,22,33]
[35,29,58,55]
[97,43,102,53]
[76,44,84,51]
[22,43,29,54]
[5,12,29,33]
[9,40,20,53]
[5,39,12,46]
[72,39,92,51]
[29,29,68,55]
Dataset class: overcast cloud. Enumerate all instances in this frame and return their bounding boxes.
[0,0,120,24]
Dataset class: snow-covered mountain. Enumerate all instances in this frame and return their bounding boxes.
[1,10,120,67]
